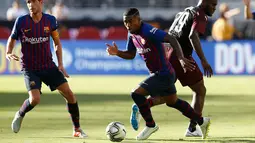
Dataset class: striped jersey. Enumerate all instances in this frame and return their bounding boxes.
[169,7,207,57]
[127,22,174,74]
[11,13,58,70]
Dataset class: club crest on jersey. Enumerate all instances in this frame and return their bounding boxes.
[141,38,146,45]
[44,27,50,33]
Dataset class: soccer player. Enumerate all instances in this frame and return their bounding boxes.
[106,8,211,140]
[243,0,255,20]
[6,0,87,138]
[130,0,217,137]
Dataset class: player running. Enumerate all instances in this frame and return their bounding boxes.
[6,0,87,138]
[130,0,217,137]
[106,8,211,140]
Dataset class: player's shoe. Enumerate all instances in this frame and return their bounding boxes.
[11,111,23,133]
[184,126,202,137]
[136,125,159,140]
[130,104,141,131]
[73,128,88,138]
[199,117,211,139]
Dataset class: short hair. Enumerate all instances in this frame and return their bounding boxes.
[123,8,140,17]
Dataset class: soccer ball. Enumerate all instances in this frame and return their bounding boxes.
[106,122,126,142]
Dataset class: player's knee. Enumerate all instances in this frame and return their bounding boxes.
[62,89,76,103]
[130,92,137,99]
[192,84,206,97]
[30,96,40,105]
[165,100,176,106]
[199,85,206,97]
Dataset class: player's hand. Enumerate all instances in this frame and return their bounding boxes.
[6,53,19,61]
[106,42,119,56]
[243,0,251,6]
[201,60,213,77]
[58,65,70,78]
[179,57,195,73]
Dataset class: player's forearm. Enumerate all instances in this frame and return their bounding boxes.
[55,44,63,66]
[6,37,16,54]
[245,5,253,19]
[166,35,185,59]
[116,50,136,60]
[189,33,207,62]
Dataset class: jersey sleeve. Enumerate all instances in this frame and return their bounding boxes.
[126,34,136,52]
[50,16,59,31]
[11,17,20,40]
[146,25,167,42]
[191,14,207,34]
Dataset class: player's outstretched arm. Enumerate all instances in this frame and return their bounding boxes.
[6,37,19,61]
[243,0,254,19]
[51,30,69,78]
[164,34,195,72]
[106,42,136,60]
[189,29,213,77]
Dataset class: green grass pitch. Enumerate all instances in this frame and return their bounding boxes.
[0,75,254,143]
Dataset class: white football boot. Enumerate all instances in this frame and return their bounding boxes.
[130,104,141,131]
[136,125,159,140]
[73,128,88,138]
[199,117,211,139]
[185,126,202,137]
[11,111,23,133]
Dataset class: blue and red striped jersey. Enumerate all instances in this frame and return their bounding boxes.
[127,22,174,74]
[11,13,58,70]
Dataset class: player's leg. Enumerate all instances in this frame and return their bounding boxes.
[163,94,210,139]
[132,74,162,140]
[170,55,205,136]
[42,67,87,138]
[188,79,206,133]
[57,82,87,138]
[12,71,42,133]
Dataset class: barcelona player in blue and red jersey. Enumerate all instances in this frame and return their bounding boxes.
[6,0,87,138]
[106,8,211,140]
[131,0,217,137]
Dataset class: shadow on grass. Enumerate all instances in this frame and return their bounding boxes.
[0,92,131,107]
[0,92,255,107]
[26,136,255,143]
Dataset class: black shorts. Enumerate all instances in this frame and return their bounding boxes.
[139,72,177,96]
[22,66,67,92]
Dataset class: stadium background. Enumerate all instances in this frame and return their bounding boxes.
[0,0,254,143]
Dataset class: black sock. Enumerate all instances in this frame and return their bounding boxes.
[67,102,80,130]
[188,120,197,132]
[19,99,34,117]
[131,92,155,127]
[167,99,203,125]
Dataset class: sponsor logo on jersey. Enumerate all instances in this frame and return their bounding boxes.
[24,29,31,33]
[137,48,151,54]
[150,28,158,34]
[22,36,49,44]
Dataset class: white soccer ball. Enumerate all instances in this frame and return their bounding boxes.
[106,122,126,142]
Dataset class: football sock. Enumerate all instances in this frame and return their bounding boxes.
[188,120,197,132]
[131,92,155,127]
[19,99,34,117]
[67,102,80,130]
[167,98,203,125]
